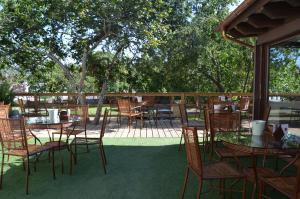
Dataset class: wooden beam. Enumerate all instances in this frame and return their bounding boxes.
[236,22,269,35]
[247,14,284,28]
[257,17,300,45]
[262,2,300,19]
[227,0,270,31]
[253,44,270,120]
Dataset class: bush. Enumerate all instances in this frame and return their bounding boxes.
[0,81,15,105]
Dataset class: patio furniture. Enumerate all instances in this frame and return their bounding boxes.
[259,154,300,199]
[0,105,10,118]
[52,105,89,163]
[26,114,76,179]
[69,109,109,174]
[209,111,245,157]
[18,98,49,117]
[142,96,156,120]
[0,118,52,194]
[117,99,143,129]
[178,103,205,151]
[219,130,300,199]
[180,127,246,199]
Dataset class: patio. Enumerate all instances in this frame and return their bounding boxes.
[0,137,294,199]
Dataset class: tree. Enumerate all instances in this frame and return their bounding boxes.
[0,0,174,123]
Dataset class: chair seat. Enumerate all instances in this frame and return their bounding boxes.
[202,161,244,179]
[262,176,299,198]
[71,137,99,145]
[44,141,68,149]
[215,147,250,159]
[187,120,205,128]
[243,167,278,182]
[7,144,51,156]
[52,129,85,136]
[119,112,142,117]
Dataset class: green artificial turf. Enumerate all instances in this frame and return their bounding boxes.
[0,138,295,199]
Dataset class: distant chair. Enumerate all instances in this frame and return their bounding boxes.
[209,111,241,156]
[0,105,10,118]
[180,127,246,199]
[70,109,109,174]
[52,104,89,162]
[178,103,205,151]
[18,98,48,117]
[117,99,143,129]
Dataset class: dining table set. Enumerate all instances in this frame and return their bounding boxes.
[180,96,300,199]
[0,99,109,195]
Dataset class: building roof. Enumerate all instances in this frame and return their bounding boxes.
[218,0,300,39]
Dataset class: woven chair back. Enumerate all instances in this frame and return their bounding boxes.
[183,127,203,176]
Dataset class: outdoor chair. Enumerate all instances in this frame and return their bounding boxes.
[18,98,49,117]
[52,105,89,163]
[178,103,205,151]
[0,105,10,118]
[0,118,52,194]
[154,96,174,126]
[259,154,300,199]
[117,99,143,129]
[180,127,246,199]
[69,109,109,174]
[142,96,156,120]
[209,111,249,159]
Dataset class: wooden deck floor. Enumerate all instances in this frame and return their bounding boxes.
[88,118,183,138]
[30,117,268,138]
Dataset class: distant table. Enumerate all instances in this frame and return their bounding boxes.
[25,113,80,143]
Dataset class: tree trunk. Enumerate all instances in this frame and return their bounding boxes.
[93,80,108,124]
[77,48,88,104]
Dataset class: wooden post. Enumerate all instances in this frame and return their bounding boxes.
[253,44,270,120]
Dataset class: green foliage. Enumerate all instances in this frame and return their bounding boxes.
[269,48,300,93]
[0,81,14,104]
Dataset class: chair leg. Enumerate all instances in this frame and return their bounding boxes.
[251,182,257,199]
[242,179,247,199]
[99,145,107,174]
[74,136,78,164]
[0,154,5,189]
[25,157,29,194]
[180,167,190,199]
[101,142,107,164]
[52,149,56,180]
[178,128,184,151]
[258,180,265,199]
[196,177,202,199]
[84,130,89,152]
[69,145,73,175]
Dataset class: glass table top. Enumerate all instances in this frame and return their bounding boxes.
[218,132,300,150]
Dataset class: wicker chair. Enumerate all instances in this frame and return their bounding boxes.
[0,118,52,194]
[178,103,205,151]
[0,105,10,118]
[117,99,143,128]
[70,109,109,174]
[18,98,48,117]
[180,127,246,199]
[209,112,245,156]
[52,105,89,163]
[259,154,300,199]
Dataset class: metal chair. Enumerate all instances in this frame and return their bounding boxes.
[180,127,246,199]
[178,103,205,151]
[117,99,143,129]
[70,109,109,174]
[0,118,51,194]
